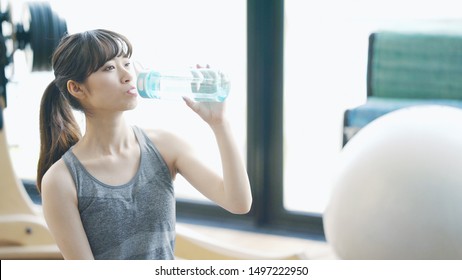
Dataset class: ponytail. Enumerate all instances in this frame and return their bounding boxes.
[37,80,81,192]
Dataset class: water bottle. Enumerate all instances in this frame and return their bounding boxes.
[136,68,230,102]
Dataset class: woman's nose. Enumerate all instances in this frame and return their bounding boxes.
[121,67,134,83]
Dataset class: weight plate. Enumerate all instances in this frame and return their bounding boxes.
[42,3,56,71]
[28,2,44,71]
[23,2,67,71]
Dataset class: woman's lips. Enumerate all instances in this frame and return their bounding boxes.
[127,87,138,96]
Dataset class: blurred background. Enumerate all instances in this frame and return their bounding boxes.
[3,0,462,241]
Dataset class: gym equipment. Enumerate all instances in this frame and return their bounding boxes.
[343,31,462,146]
[175,224,307,260]
[324,105,462,259]
[0,122,61,258]
[1,0,66,259]
[1,0,67,107]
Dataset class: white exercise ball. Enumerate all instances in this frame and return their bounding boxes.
[324,105,462,259]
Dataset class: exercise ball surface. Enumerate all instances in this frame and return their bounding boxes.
[324,105,462,259]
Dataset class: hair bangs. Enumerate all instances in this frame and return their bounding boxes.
[82,29,133,77]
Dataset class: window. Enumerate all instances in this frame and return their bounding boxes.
[283,0,462,214]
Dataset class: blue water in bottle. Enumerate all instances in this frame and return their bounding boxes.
[137,68,230,102]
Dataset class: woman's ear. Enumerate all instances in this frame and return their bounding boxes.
[67,80,85,99]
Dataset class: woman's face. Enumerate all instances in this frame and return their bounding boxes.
[81,56,138,114]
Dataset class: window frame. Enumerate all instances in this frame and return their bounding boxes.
[177,0,325,239]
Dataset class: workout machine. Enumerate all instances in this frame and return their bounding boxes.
[1,1,67,103]
[0,1,66,259]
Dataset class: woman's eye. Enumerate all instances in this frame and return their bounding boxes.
[105,65,115,71]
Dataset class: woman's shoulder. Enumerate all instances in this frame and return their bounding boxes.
[141,127,192,152]
[138,127,194,173]
[41,158,76,198]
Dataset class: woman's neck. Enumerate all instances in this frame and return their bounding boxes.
[77,113,136,156]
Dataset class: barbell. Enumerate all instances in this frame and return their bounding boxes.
[1,0,67,111]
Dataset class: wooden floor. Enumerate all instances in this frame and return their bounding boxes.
[178,222,338,260]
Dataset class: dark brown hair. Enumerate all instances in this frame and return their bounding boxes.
[37,29,133,192]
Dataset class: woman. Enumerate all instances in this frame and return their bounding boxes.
[37,29,252,260]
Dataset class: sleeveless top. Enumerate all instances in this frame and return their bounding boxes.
[62,126,175,260]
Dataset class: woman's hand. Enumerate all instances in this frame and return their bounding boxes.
[182,97,227,127]
[183,64,229,127]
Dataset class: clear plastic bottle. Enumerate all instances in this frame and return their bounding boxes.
[136,68,230,102]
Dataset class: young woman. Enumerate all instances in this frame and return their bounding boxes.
[37,29,252,260]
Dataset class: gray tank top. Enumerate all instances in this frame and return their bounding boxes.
[62,126,175,259]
